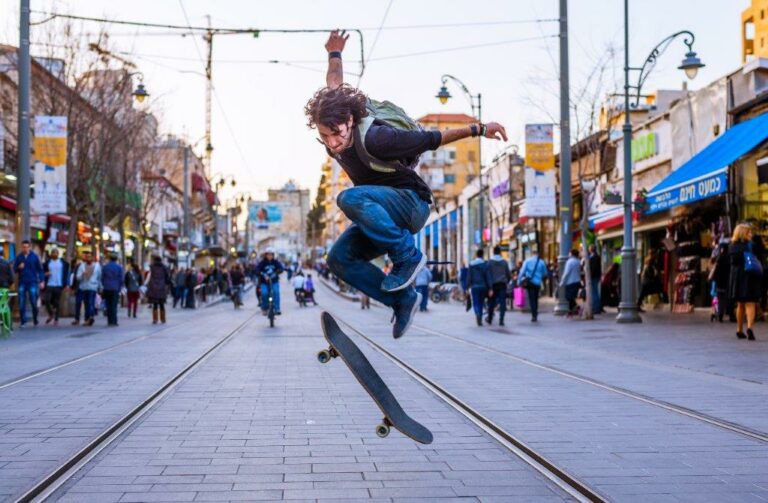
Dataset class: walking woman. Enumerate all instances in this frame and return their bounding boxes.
[145,256,171,324]
[124,262,142,318]
[729,224,762,340]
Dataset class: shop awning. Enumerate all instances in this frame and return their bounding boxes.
[589,207,639,232]
[646,111,768,214]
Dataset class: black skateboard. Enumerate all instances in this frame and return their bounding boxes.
[317,312,433,444]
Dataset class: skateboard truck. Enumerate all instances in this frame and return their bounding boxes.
[317,347,339,364]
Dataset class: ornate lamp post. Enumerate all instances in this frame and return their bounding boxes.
[617,0,704,323]
[435,74,487,252]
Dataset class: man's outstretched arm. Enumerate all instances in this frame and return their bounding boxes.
[325,29,349,89]
[440,122,508,146]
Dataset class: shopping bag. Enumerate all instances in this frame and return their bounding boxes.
[513,287,526,308]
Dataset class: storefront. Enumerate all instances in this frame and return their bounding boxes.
[645,111,768,310]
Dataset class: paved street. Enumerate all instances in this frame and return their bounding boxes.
[0,279,767,502]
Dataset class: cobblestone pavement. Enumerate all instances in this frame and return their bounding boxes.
[0,300,253,501]
[48,286,570,503]
[5,277,768,502]
[326,283,768,502]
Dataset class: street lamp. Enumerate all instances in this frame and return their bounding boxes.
[435,74,486,252]
[618,0,705,323]
[129,73,150,103]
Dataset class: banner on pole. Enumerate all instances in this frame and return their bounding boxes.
[32,116,67,214]
[524,124,555,171]
[521,167,556,217]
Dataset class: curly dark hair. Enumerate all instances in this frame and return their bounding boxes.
[305,84,368,133]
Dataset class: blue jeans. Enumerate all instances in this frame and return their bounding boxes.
[81,290,97,321]
[590,277,601,313]
[103,289,119,325]
[74,289,84,321]
[470,287,487,317]
[416,285,429,311]
[17,282,39,324]
[260,282,281,312]
[328,187,430,308]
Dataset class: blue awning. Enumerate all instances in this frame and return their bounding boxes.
[646,112,768,214]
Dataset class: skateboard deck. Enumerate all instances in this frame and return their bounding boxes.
[318,312,433,444]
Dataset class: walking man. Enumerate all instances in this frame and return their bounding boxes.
[518,251,548,322]
[43,248,69,325]
[588,244,603,314]
[305,30,507,338]
[486,245,511,326]
[13,240,44,327]
[560,249,583,317]
[101,254,123,326]
[468,249,492,327]
[414,265,432,312]
[74,250,101,326]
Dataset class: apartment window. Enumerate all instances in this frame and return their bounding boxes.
[448,150,457,161]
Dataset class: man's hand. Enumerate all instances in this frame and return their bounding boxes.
[483,122,508,141]
[325,29,349,54]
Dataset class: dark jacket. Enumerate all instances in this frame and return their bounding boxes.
[14,251,44,285]
[588,252,602,280]
[729,241,762,302]
[255,258,285,282]
[230,270,245,286]
[102,261,124,291]
[468,258,491,289]
[713,244,731,290]
[124,269,142,293]
[0,258,14,288]
[487,256,511,286]
[43,259,70,288]
[146,263,171,301]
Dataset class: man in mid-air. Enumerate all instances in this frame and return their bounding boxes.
[305,30,507,338]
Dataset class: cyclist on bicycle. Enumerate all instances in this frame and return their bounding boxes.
[255,248,285,316]
[229,264,246,307]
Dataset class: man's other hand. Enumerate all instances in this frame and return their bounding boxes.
[484,122,508,142]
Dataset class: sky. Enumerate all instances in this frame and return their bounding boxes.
[0,0,746,203]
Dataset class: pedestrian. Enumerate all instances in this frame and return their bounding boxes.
[711,240,734,322]
[74,250,101,326]
[69,257,82,324]
[0,246,15,306]
[43,248,69,326]
[125,262,142,318]
[637,254,662,312]
[486,245,511,326]
[13,240,44,327]
[518,250,548,322]
[729,223,762,340]
[185,268,197,309]
[468,249,492,327]
[304,273,318,305]
[145,256,171,324]
[560,249,582,317]
[306,30,507,339]
[173,268,186,308]
[414,265,432,312]
[101,254,123,327]
[587,244,603,314]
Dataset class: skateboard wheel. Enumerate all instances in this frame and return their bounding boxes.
[376,423,391,438]
[317,349,332,364]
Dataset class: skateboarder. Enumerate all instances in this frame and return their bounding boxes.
[305,30,507,338]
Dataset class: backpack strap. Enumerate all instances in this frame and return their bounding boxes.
[353,117,401,174]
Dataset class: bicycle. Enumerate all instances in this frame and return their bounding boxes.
[263,277,276,328]
[231,285,243,309]
[0,289,12,338]
[429,282,459,303]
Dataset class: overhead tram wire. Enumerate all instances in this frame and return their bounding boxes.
[93,18,561,37]
[359,0,394,85]
[29,10,367,79]
[106,34,557,67]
